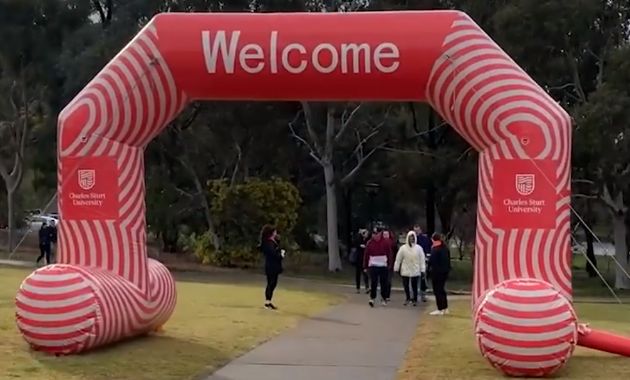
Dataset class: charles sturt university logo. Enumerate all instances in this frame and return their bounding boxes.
[515,174,535,196]
[78,169,96,191]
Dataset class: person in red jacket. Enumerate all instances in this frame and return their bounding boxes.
[363,229,394,307]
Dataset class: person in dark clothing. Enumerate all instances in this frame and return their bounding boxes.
[36,221,53,265]
[352,229,370,294]
[363,229,394,307]
[428,232,451,315]
[414,225,431,302]
[382,230,397,301]
[259,224,285,310]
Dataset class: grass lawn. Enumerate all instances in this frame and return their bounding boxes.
[398,300,630,380]
[0,266,340,380]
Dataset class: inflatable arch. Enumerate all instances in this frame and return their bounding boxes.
[15,10,630,376]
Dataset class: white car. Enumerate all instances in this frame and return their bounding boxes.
[26,215,59,231]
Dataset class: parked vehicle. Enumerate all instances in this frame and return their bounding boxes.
[26,215,59,231]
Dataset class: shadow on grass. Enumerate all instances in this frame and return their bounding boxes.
[29,333,230,380]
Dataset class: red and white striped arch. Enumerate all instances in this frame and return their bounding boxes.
[15,10,575,375]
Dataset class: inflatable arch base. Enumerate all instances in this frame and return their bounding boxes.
[16,260,176,355]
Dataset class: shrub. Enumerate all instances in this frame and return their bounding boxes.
[194,178,302,268]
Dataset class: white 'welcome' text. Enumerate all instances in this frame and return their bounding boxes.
[201,30,401,75]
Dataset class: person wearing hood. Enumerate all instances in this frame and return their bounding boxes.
[394,231,426,306]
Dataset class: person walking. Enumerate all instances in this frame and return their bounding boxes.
[352,229,370,294]
[36,221,52,265]
[414,225,431,302]
[363,229,393,307]
[428,232,451,315]
[259,225,285,310]
[382,229,397,302]
[394,231,426,306]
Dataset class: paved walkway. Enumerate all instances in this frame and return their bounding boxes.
[207,292,423,380]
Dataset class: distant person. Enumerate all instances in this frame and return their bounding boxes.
[428,232,451,315]
[259,225,285,310]
[48,220,58,261]
[36,221,52,265]
[414,225,431,302]
[394,231,426,306]
[363,229,394,307]
[351,229,370,294]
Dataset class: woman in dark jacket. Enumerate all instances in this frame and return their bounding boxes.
[428,232,451,316]
[260,224,285,310]
[352,229,370,294]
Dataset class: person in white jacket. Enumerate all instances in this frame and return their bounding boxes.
[394,231,426,306]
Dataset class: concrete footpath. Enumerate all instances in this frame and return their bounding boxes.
[207,292,423,380]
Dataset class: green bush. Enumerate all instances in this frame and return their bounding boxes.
[194,178,302,268]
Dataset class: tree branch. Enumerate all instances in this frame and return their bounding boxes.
[299,101,323,156]
[288,111,324,166]
[341,143,384,186]
[572,193,598,200]
[573,179,596,185]
[174,186,196,199]
[335,103,362,143]
[378,146,436,156]
[229,141,242,187]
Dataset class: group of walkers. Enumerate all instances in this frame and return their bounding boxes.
[257,223,451,316]
[351,225,451,315]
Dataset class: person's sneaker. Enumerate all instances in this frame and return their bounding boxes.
[365,288,371,294]
[421,295,428,302]
[264,303,278,310]
[381,300,388,306]
[412,301,418,307]
[429,309,444,316]
[403,300,410,306]
[369,299,375,308]
[444,308,450,314]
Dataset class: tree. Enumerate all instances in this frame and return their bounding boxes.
[0,0,88,251]
[574,46,630,288]
[290,102,388,270]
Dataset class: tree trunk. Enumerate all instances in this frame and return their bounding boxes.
[437,195,455,238]
[323,162,342,271]
[426,109,437,235]
[344,187,353,261]
[581,220,597,277]
[7,188,14,253]
[426,184,436,235]
[612,212,630,289]
[193,175,220,251]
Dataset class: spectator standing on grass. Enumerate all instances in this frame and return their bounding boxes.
[48,220,58,262]
[351,229,370,294]
[428,232,451,315]
[363,229,393,307]
[259,225,285,310]
[394,231,426,306]
[36,221,52,265]
[414,224,431,302]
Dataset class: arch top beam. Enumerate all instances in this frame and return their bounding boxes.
[153,11,456,101]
